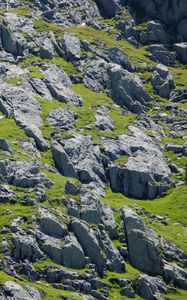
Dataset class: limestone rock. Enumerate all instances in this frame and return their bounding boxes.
[109,64,152,113]
[71,219,105,274]
[122,207,162,274]
[136,275,167,300]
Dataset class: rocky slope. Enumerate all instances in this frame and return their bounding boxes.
[0,0,187,299]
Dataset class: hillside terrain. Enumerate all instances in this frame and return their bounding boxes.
[0,0,187,299]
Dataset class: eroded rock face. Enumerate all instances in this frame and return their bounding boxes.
[109,65,152,113]
[84,59,110,92]
[0,23,25,56]
[0,160,52,188]
[39,209,68,238]
[12,233,44,262]
[44,65,83,106]
[52,135,106,186]
[122,207,162,274]
[0,86,48,151]
[0,281,41,300]
[103,126,171,199]
[47,108,77,130]
[71,219,106,274]
[42,234,86,269]
[151,64,175,98]
[136,275,167,300]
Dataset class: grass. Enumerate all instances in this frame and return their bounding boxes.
[0,271,83,300]
[102,186,187,252]
[72,84,136,143]
[104,262,143,300]
[9,6,30,17]
[33,20,154,69]
[28,66,45,79]
[42,170,80,203]
[166,151,187,169]
[114,155,129,166]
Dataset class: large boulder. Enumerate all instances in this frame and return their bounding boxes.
[99,226,125,273]
[52,135,106,186]
[151,64,175,98]
[44,65,83,106]
[0,282,41,300]
[83,59,110,92]
[136,275,167,300]
[174,43,187,64]
[95,107,114,132]
[109,64,152,113]
[39,209,68,238]
[104,47,133,71]
[42,234,86,269]
[0,160,52,188]
[103,126,171,199]
[12,233,44,262]
[0,138,12,153]
[94,0,123,18]
[163,261,187,289]
[0,86,48,151]
[63,33,81,61]
[47,108,77,130]
[79,186,117,238]
[122,207,162,275]
[0,23,25,56]
[71,219,105,274]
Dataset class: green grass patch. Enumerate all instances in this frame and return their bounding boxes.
[102,186,187,252]
[9,6,30,17]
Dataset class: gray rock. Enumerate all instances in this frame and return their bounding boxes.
[0,23,25,56]
[65,180,80,195]
[47,108,77,130]
[170,88,187,103]
[174,43,187,64]
[166,144,183,154]
[71,219,105,274]
[0,184,15,202]
[52,140,78,179]
[52,135,106,186]
[83,59,110,92]
[149,44,177,66]
[44,65,83,106]
[0,138,12,153]
[136,275,167,300]
[178,18,187,41]
[94,0,122,18]
[95,107,114,131]
[63,33,81,61]
[104,47,133,71]
[61,234,86,269]
[39,210,68,238]
[121,286,135,298]
[122,207,162,274]
[0,281,41,300]
[0,160,52,188]
[163,261,187,289]
[80,188,101,224]
[99,226,124,273]
[104,126,171,199]
[12,233,44,262]
[151,64,175,98]
[39,37,54,59]
[30,78,53,100]
[0,86,48,151]
[42,233,86,269]
[109,64,152,113]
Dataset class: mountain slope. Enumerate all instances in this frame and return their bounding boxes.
[0,1,187,299]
